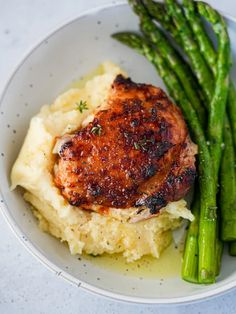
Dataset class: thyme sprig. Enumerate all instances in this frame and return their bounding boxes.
[91,124,102,136]
[75,100,88,113]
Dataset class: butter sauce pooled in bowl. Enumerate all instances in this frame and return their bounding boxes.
[11,62,194,262]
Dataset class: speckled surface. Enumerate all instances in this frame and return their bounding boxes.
[0,0,236,313]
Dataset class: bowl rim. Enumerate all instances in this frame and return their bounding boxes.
[0,0,236,305]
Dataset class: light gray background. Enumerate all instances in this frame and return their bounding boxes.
[1,1,236,313]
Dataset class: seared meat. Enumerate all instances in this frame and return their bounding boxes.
[54,75,197,220]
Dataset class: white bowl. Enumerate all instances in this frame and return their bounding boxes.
[0,1,236,304]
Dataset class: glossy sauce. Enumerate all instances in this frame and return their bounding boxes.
[84,243,182,278]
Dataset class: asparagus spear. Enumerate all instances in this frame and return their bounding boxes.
[182,0,217,75]
[112,32,217,282]
[196,8,230,275]
[181,1,224,273]
[165,0,230,179]
[227,82,236,250]
[164,0,214,102]
[143,0,208,107]
[220,116,236,241]
[142,0,181,45]
[181,187,199,283]
[229,242,236,256]
[128,0,206,124]
[228,83,236,152]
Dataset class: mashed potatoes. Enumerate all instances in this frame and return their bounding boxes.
[11,62,193,262]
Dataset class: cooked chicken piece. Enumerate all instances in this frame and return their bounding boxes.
[54,75,197,221]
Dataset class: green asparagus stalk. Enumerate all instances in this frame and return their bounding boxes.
[229,242,236,256]
[220,116,236,241]
[228,82,236,152]
[142,0,181,45]
[143,0,208,107]
[181,1,230,177]
[112,32,217,282]
[182,0,217,76]
[181,187,199,283]
[128,0,206,124]
[196,8,230,276]
[215,235,224,275]
[227,88,236,249]
[165,0,230,180]
[181,1,223,269]
[164,0,214,102]
[192,1,230,281]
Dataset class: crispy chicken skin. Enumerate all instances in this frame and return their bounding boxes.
[54,75,197,219]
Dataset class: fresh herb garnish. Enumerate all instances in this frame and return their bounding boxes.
[134,142,140,150]
[75,100,88,113]
[91,124,102,136]
[133,136,154,151]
